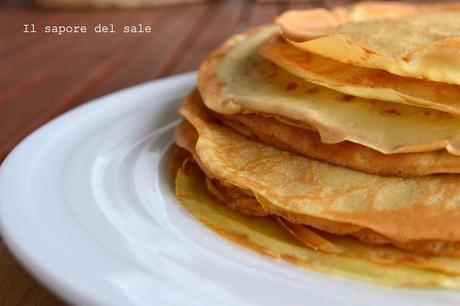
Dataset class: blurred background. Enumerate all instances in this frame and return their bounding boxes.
[2,0,358,8]
[0,0,365,163]
[0,0,441,305]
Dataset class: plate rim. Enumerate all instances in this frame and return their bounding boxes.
[0,71,197,305]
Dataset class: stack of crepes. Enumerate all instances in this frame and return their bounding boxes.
[174,1,460,287]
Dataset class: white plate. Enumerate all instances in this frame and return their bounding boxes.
[1,72,460,306]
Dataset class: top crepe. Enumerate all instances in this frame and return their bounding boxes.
[276,3,460,85]
[198,26,460,155]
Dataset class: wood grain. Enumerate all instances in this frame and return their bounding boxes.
[0,244,63,305]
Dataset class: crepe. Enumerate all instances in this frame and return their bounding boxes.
[176,102,460,257]
[174,1,460,288]
[175,159,460,287]
[198,26,460,155]
[216,112,460,177]
[201,162,460,258]
[179,90,460,243]
[259,34,460,117]
[277,5,460,84]
[277,217,460,275]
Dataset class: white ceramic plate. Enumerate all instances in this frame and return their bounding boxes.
[1,73,460,306]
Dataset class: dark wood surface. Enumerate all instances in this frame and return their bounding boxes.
[0,0,349,304]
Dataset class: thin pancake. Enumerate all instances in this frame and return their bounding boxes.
[277,218,460,275]
[215,111,460,177]
[198,26,460,155]
[203,169,460,258]
[175,160,460,286]
[179,89,460,243]
[259,34,460,117]
[277,7,460,84]
[175,113,460,256]
[183,134,460,259]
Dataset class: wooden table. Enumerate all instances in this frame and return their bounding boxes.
[0,0,352,304]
